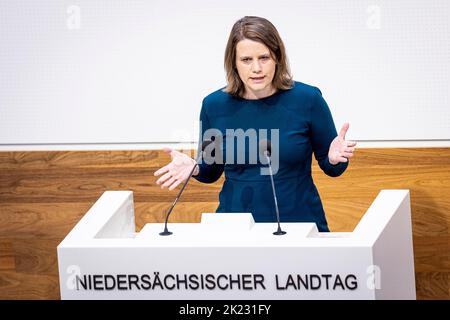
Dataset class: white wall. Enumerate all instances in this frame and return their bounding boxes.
[1,0,449,150]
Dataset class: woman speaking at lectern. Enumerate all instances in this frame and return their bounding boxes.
[154,16,356,232]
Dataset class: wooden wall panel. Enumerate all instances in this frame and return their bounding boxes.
[0,240,15,271]
[0,148,448,299]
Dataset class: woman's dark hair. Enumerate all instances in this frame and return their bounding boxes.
[223,16,293,97]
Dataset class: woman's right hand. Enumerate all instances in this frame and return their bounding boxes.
[154,148,199,191]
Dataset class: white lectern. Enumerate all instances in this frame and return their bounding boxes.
[57,190,415,300]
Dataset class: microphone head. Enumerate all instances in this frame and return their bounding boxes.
[201,139,214,151]
[259,139,272,157]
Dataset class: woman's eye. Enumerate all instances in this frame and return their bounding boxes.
[260,56,270,61]
[242,58,251,62]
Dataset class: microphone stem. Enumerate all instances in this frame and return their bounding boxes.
[265,154,282,232]
[161,155,201,235]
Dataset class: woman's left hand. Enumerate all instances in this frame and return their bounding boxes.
[328,123,357,165]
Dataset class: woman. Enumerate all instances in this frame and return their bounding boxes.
[154,16,356,232]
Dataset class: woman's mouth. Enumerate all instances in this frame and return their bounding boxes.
[250,76,265,83]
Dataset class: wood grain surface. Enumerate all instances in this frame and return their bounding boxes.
[0,148,448,299]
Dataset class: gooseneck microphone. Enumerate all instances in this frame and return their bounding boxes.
[160,139,214,236]
[259,139,286,236]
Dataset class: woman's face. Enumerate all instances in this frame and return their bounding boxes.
[235,39,277,99]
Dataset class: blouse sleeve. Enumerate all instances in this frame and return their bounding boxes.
[310,87,348,177]
[193,99,225,183]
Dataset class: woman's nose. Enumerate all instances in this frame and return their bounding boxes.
[251,60,262,72]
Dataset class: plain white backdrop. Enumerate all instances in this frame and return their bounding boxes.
[0,0,449,149]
